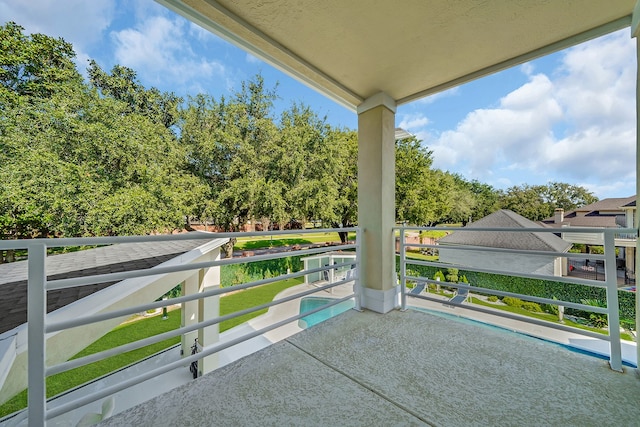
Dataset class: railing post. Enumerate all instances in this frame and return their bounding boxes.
[354,228,363,311]
[28,242,47,425]
[604,231,622,372]
[400,228,407,311]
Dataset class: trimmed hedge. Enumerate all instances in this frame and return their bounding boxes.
[399,261,636,321]
[221,256,303,287]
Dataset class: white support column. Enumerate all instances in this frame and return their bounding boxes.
[27,243,47,426]
[357,92,398,313]
[632,1,640,372]
[181,274,199,356]
[197,247,221,375]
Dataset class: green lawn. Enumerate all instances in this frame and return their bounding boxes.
[0,276,304,418]
[234,232,355,251]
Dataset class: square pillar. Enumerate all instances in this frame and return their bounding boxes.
[181,274,199,356]
[197,248,221,375]
[357,92,398,313]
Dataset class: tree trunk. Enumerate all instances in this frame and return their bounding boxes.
[221,238,236,258]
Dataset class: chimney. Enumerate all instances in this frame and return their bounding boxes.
[554,208,564,224]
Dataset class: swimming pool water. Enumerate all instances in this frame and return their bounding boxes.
[298,297,355,328]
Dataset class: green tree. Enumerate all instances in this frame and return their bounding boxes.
[499,184,550,220]
[0,24,205,246]
[395,136,447,226]
[0,22,81,101]
[499,182,598,221]
[88,61,182,130]
[541,182,598,212]
[328,128,358,242]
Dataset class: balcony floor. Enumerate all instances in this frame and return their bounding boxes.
[100,309,640,426]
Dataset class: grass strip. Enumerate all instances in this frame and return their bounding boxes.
[234,232,355,251]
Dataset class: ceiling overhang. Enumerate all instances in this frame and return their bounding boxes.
[157,0,635,112]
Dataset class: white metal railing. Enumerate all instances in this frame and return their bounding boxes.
[0,227,359,426]
[396,226,637,373]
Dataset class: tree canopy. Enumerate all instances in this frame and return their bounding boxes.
[0,22,602,252]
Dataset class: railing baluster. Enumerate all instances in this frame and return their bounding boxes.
[604,230,622,372]
[27,242,47,426]
[400,228,407,311]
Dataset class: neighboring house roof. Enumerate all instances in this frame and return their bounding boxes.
[0,237,210,335]
[573,196,636,213]
[439,209,571,253]
[541,196,636,228]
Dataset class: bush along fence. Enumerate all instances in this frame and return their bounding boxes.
[401,263,636,328]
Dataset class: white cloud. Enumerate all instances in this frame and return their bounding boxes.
[0,0,116,75]
[426,29,635,197]
[398,113,429,131]
[111,14,227,91]
[0,0,115,47]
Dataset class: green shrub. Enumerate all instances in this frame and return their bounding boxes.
[433,270,446,281]
[521,301,542,312]
[487,295,498,302]
[502,296,523,307]
[445,268,459,283]
[569,244,585,253]
[395,257,636,320]
[542,303,559,315]
[620,318,635,331]
[580,299,608,328]
[541,296,559,315]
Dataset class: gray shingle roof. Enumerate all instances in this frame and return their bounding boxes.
[573,196,635,212]
[0,238,210,335]
[439,209,571,253]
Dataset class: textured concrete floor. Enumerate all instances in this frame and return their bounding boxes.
[100,309,640,427]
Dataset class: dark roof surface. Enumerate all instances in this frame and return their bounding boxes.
[573,196,636,213]
[541,196,636,227]
[439,209,571,253]
[0,238,208,335]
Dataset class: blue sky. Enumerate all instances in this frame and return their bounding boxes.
[1,0,637,199]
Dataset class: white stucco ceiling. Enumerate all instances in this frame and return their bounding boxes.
[157,0,635,111]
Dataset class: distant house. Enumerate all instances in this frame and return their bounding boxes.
[541,196,636,278]
[540,196,636,230]
[438,209,571,276]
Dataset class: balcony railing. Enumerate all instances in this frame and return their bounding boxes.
[2,225,638,425]
[397,226,637,373]
[0,228,359,426]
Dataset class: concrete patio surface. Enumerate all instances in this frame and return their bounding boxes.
[100,308,640,427]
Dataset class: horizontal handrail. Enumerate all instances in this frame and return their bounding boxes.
[46,294,355,420]
[395,226,637,234]
[396,225,628,371]
[47,274,357,376]
[48,243,356,290]
[405,276,608,314]
[5,227,360,424]
[404,258,607,288]
[46,260,357,333]
[0,227,358,250]
[409,294,611,341]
